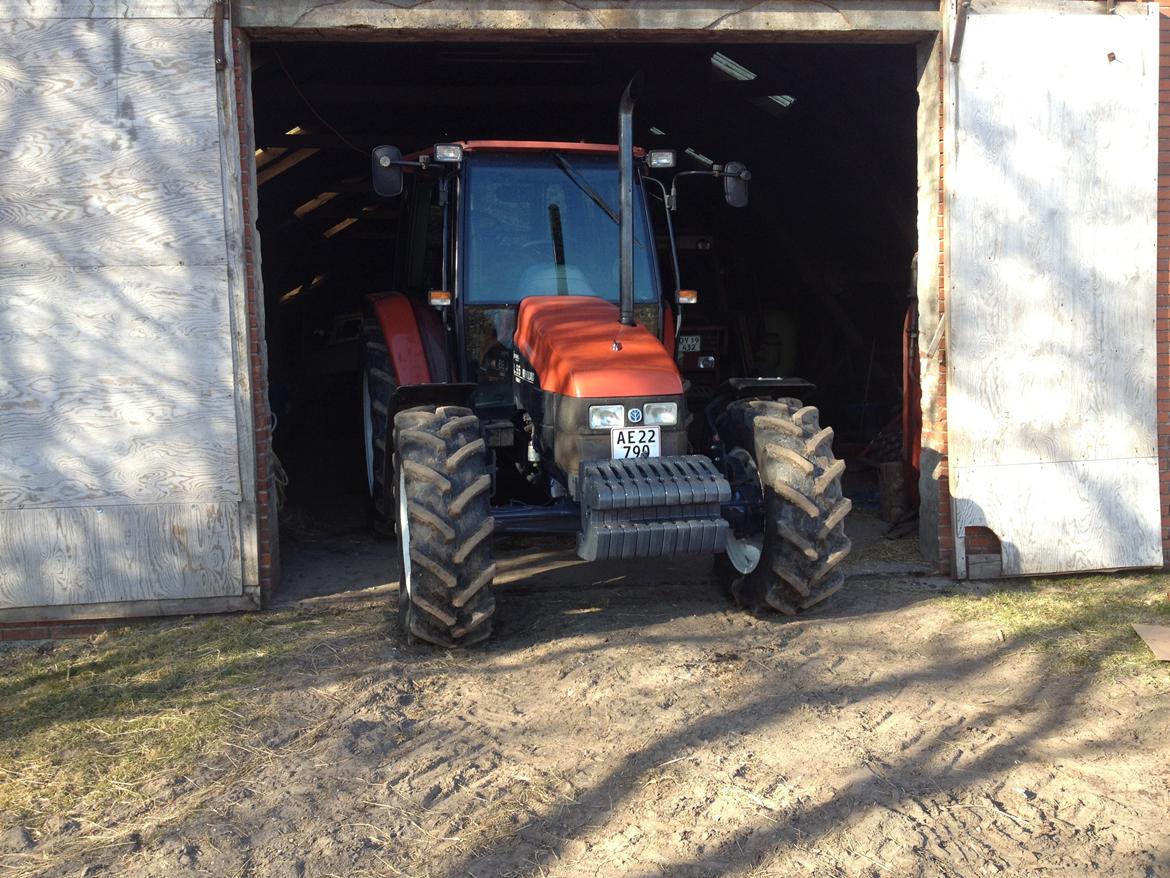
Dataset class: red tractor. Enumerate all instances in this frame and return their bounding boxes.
[362,77,851,646]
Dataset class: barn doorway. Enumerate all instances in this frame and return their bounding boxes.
[244,40,926,591]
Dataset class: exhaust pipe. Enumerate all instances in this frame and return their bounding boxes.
[618,73,643,328]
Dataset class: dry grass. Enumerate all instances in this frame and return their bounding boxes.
[940,572,1170,677]
[0,607,378,831]
[853,533,922,564]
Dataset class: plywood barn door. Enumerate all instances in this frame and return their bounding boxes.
[0,6,256,613]
[946,6,1162,576]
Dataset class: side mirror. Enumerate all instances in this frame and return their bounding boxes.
[371,145,404,198]
[722,161,750,208]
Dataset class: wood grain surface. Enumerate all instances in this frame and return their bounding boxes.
[0,19,223,269]
[216,28,261,587]
[0,8,246,609]
[0,265,231,347]
[0,502,242,608]
[946,11,1162,576]
[0,2,214,19]
[953,459,1164,576]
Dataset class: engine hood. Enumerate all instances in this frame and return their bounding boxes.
[513,296,683,399]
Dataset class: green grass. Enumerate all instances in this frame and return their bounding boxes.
[939,573,1170,676]
[0,608,375,828]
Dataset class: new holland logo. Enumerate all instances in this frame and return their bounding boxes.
[628,407,643,424]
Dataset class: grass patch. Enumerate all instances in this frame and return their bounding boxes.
[940,573,1170,676]
[0,607,375,829]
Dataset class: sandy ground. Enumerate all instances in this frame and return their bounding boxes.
[4,516,1169,878]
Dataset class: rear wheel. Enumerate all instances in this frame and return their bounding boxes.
[717,398,852,614]
[392,405,496,647]
[362,317,396,534]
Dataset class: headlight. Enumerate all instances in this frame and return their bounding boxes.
[588,404,625,428]
[642,402,678,426]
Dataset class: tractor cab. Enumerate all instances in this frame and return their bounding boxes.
[375,141,668,417]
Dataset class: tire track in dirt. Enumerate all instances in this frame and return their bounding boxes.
[9,552,1169,878]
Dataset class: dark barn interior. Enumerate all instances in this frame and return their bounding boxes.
[247,41,920,550]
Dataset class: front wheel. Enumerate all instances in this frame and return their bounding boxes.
[392,405,496,647]
[717,398,852,614]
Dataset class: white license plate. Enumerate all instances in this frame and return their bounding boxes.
[611,426,660,459]
[677,334,702,352]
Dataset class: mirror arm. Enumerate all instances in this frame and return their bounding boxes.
[668,169,720,212]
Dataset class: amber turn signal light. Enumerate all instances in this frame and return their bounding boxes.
[429,290,453,307]
[678,289,699,305]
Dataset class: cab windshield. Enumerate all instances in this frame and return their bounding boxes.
[462,152,659,305]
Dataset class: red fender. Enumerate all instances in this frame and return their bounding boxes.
[366,292,434,385]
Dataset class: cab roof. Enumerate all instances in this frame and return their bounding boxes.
[406,140,646,161]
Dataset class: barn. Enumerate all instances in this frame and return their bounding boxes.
[0,0,1165,627]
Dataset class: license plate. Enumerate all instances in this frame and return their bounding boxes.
[677,334,701,352]
[611,427,660,459]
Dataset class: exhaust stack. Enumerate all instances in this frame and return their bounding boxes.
[618,73,643,328]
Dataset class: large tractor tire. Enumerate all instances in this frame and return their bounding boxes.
[717,398,852,615]
[362,317,396,534]
[392,405,496,647]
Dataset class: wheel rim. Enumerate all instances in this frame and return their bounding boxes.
[726,531,763,575]
[397,466,412,599]
[362,371,375,496]
[725,447,764,575]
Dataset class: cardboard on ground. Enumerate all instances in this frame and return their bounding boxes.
[1132,624,1170,661]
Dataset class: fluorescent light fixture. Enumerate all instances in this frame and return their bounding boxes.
[650,126,667,136]
[711,51,756,82]
[768,94,796,107]
[684,147,714,166]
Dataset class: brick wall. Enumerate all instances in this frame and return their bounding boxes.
[235,29,280,598]
[919,37,953,575]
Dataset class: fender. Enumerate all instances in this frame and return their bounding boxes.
[366,292,449,385]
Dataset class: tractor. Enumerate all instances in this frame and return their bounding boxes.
[362,76,851,646]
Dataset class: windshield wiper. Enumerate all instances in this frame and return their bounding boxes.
[552,152,620,226]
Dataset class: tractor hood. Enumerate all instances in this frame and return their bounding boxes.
[513,296,683,399]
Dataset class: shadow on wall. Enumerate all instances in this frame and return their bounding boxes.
[944,20,1162,578]
[0,14,246,608]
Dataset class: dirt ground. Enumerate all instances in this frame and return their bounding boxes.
[3,516,1169,878]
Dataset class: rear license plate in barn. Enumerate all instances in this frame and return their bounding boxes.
[611,427,660,459]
